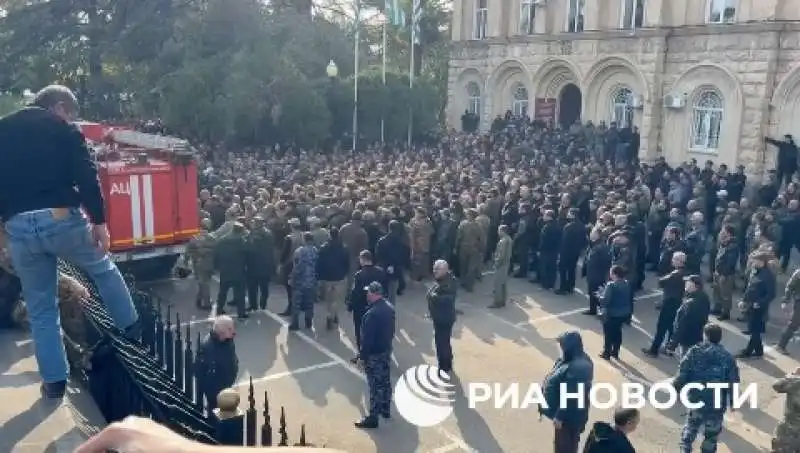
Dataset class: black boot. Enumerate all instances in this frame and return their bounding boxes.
[354,416,379,429]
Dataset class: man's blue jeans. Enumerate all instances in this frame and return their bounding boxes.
[4,208,138,383]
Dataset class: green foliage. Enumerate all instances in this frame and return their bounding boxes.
[0,94,24,117]
[0,0,451,147]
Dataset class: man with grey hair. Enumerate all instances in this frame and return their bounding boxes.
[643,251,687,358]
[0,85,139,399]
[195,315,239,412]
[427,259,458,373]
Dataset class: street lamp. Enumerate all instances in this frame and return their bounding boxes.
[326,60,338,78]
[76,67,88,115]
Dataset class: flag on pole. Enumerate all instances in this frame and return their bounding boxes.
[411,0,422,44]
[385,0,405,26]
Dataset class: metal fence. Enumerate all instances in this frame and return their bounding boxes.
[59,261,310,446]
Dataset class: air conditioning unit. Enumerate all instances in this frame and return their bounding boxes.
[630,94,644,109]
[532,0,547,5]
[663,93,685,109]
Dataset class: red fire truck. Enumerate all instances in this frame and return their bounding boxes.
[77,121,200,278]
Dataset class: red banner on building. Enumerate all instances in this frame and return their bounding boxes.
[535,98,557,125]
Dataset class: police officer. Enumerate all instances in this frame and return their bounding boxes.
[355,281,395,429]
[348,250,388,362]
[428,260,457,373]
[672,323,739,453]
[289,232,318,331]
[195,315,239,413]
[185,218,216,309]
[737,252,776,359]
[214,222,248,318]
[245,216,275,311]
[776,268,800,354]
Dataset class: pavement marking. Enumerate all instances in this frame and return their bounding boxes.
[235,360,341,387]
[209,276,476,453]
[514,307,587,327]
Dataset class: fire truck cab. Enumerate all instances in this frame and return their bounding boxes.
[77,122,200,278]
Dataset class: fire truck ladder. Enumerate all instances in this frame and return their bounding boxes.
[109,129,190,151]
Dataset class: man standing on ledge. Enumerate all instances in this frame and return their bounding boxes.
[0,85,140,399]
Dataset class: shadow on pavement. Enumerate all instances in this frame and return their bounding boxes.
[0,331,33,375]
[450,373,504,453]
[0,398,59,452]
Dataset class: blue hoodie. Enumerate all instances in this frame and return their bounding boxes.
[540,331,594,429]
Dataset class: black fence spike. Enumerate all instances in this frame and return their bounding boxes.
[278,406,288,446]
[176,312,182,334]
[166,305,172,328]
[299,424,306,446]
[261,391,271,446]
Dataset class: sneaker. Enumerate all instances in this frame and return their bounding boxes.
[41,380,67,399]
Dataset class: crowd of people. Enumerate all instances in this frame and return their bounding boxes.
[185,112,800,452]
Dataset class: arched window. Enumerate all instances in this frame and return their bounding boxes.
[512,83,529,117]
[610,87,634,128]
[690,89,723,153]
[466,82,481,116]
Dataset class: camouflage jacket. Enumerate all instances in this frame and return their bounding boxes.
[291,245,318,289]
[673,342,740,413]
[409,217,434,254]
[186,231,216,273]
[783,269,800,308]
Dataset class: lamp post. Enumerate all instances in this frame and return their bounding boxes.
[326,59,338,79]
[76,68,88,115]
[325,60,339,149]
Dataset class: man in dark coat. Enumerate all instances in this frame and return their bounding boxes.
[765,134,799,187]
[316,227,350,330]
[539,331,594,453]
[671,275,711,357]
[582,407,639,453]
[427,259,458,373]
[737,252,776,359]
[245,216,275,311]
[582,228,611,315]
[348,250,388,362]
[643,252,686,357]
[599,265,632,360]
[538,210,561,290]
[557,208,587,295]
[214,223,249,318]
[375,220,411,304]
[195,315,239,413]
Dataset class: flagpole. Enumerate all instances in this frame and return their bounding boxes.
[381,14,387,145]
[407,4,415,149]
[352,0,360,154]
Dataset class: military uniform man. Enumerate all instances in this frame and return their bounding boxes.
[279,218,304,316]
[213,223,249,318]
[475,204,491,267]
[339,211,369,299]
[185,218,216,309]
[289,232,318,331]
[354,281,395,429]
[771,367,800,452]
[489,225,512,308]
[454,209,482,292]
[245,216,275,311]
[409,207,434,281]
[776,268,800,355]
[309,216,330,248]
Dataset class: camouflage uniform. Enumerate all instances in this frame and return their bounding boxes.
[364,351,392,419]
[409,215,434,281]
[772,371,800,453]
[290,244,318,328]
[492,234,513,307]
[186,230,216,308]
[777,268,800,351]
[674,342,740,453]
[475,213,491,265]
[455,217,483,291]
[214,227,249,317]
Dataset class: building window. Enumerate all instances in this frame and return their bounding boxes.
[620,0,645,29]
[611,87,634,128]
[690,90,723,153]
[512,83,529,117]
[566,0,585,33]
[519,0,535,35]
[707,0,735,24]
[467,82,481,116]
[474,0,488,39]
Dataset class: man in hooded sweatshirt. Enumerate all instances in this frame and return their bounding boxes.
[539,330,594,453]
[582,407,639,453]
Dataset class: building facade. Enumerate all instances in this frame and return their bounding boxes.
[447,0,800,177]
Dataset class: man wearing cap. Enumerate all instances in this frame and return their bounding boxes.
[349,250,389,361]
[355,281,395,429]
[289,232,318,331]
[671,275,711,357]
[737,251,776,358]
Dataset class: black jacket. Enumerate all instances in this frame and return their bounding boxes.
[583,242,611,287]
[360,298,395,358]
[195,331,239,395]
[316,239,350,281]
[375,232,411,281]
[349,265,389,312]
[427,272,458,325]
[582,422,635,453]
[561,220,587,260]
[0,107,106,223]
[539,219,561,254]
[658,268,685,311]
[714,241,738,276]
[673,290,711,346]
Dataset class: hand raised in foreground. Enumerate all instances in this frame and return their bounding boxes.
[75,416,346,453]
